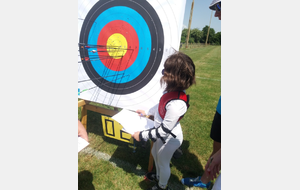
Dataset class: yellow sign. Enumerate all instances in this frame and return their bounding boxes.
[101,115,133,144]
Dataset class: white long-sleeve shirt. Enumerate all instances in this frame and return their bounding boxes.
[141,99,187,141]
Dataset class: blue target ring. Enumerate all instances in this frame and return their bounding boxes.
[87,6,151,83]
[79,0,164,95]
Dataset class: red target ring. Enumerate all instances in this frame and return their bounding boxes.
[97,20,139,71]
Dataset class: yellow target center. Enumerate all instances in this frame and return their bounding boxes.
[107,33,128,59]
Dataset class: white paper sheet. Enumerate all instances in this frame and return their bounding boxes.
[112,109,154,135]
[78,136,89,152]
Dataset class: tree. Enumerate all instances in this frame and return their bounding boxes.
[190,28,202,43]
[181,27,219,45]
[180,28,195,43]
[181,28,188,43]
[188,37,195,43]
[201,25,215,44]
[213,32,221,45]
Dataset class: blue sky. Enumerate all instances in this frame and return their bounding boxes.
[182,0,221,33]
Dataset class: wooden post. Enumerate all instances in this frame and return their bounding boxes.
[78,99,120,130]
[81,106,87,129]
[78,100,90,129]
[185,0,194,48]
[205,10,213,46]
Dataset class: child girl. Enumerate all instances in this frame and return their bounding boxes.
[132,51,196,190]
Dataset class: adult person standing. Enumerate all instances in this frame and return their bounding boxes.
[207,149,221,190]
[78,120,88,142]
[181,0,221,188]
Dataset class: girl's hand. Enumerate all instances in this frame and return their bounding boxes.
[136,110,146,117]
[132,131,141,141]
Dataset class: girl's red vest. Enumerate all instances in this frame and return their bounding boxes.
[158,91,190,121]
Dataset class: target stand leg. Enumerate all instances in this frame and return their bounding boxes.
[148,140,154,172]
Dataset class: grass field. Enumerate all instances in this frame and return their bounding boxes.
[78,45,221,190]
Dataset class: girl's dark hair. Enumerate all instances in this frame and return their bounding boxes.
[161,51,196,92]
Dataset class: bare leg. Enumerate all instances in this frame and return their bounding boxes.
[200,141,221,184]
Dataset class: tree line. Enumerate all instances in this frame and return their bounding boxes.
[181,25,221,45]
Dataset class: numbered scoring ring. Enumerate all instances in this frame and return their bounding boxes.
[79,0,164,95]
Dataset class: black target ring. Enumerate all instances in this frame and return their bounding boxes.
[79,0,164,95]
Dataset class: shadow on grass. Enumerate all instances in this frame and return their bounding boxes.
[172,140,205,178]
[78,170,95,190]
[168,140,206,189]
[82,110,205,190]
[85,110,104,136]
[83,110,154,189]
[109,139,155,189]
[136,140,204,190]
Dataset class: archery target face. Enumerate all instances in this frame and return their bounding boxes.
[78,0,187,111]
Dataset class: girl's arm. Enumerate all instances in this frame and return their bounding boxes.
[139,100,187,141]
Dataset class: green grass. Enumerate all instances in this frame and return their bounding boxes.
[78,45,221,190]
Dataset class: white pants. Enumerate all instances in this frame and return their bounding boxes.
[212,173,221,190]
[151,134,183,186]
